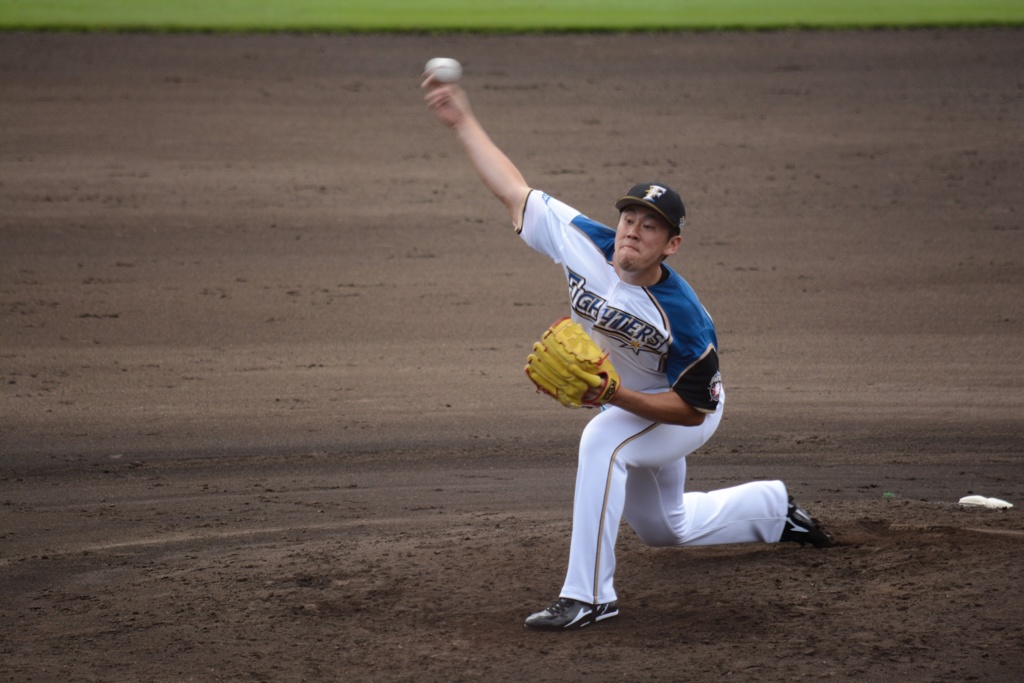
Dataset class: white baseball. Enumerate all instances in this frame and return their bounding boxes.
[425,57,462,83]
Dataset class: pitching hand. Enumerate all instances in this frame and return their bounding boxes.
[422,81,472,129]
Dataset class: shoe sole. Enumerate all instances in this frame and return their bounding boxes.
[524,606,619,631]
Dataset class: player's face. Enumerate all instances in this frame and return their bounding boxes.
[613,206,682,285]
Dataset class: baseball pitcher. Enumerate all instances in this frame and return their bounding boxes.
[422,68,835,632]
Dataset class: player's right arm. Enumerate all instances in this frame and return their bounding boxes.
[422,81,530,226]
[608,387,707,427]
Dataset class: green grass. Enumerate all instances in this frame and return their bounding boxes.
[1,0,1022,32]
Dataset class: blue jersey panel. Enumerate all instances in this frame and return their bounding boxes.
[649,270,718,384]
[570,215,616,262]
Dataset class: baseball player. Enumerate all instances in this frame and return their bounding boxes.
[422,75,835,632]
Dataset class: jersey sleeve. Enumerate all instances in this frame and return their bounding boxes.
[654,273,723,413]
[671,345,723,413]
[517,190,583,264]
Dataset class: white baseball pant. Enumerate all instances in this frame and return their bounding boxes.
[559,399,789,606]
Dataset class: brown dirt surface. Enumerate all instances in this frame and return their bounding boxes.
[2,30,1022,682]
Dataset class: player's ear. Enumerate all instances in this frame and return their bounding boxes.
[663,234,682,257]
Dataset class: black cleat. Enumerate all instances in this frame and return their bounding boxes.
[524,597,619,631]
[780,497,836,547]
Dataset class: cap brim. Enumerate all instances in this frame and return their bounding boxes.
[615,197,680,233]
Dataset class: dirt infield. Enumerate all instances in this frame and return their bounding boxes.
[2,30,1022,681]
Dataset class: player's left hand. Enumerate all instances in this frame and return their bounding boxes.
[525,318,620,409]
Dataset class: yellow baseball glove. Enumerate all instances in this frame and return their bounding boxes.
[525,318,620,409]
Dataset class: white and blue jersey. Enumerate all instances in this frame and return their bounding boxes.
[517,190,722,413]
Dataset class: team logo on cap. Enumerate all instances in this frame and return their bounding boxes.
[642,185,667,202]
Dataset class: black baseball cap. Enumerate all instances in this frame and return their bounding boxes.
[615,182,686,235]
